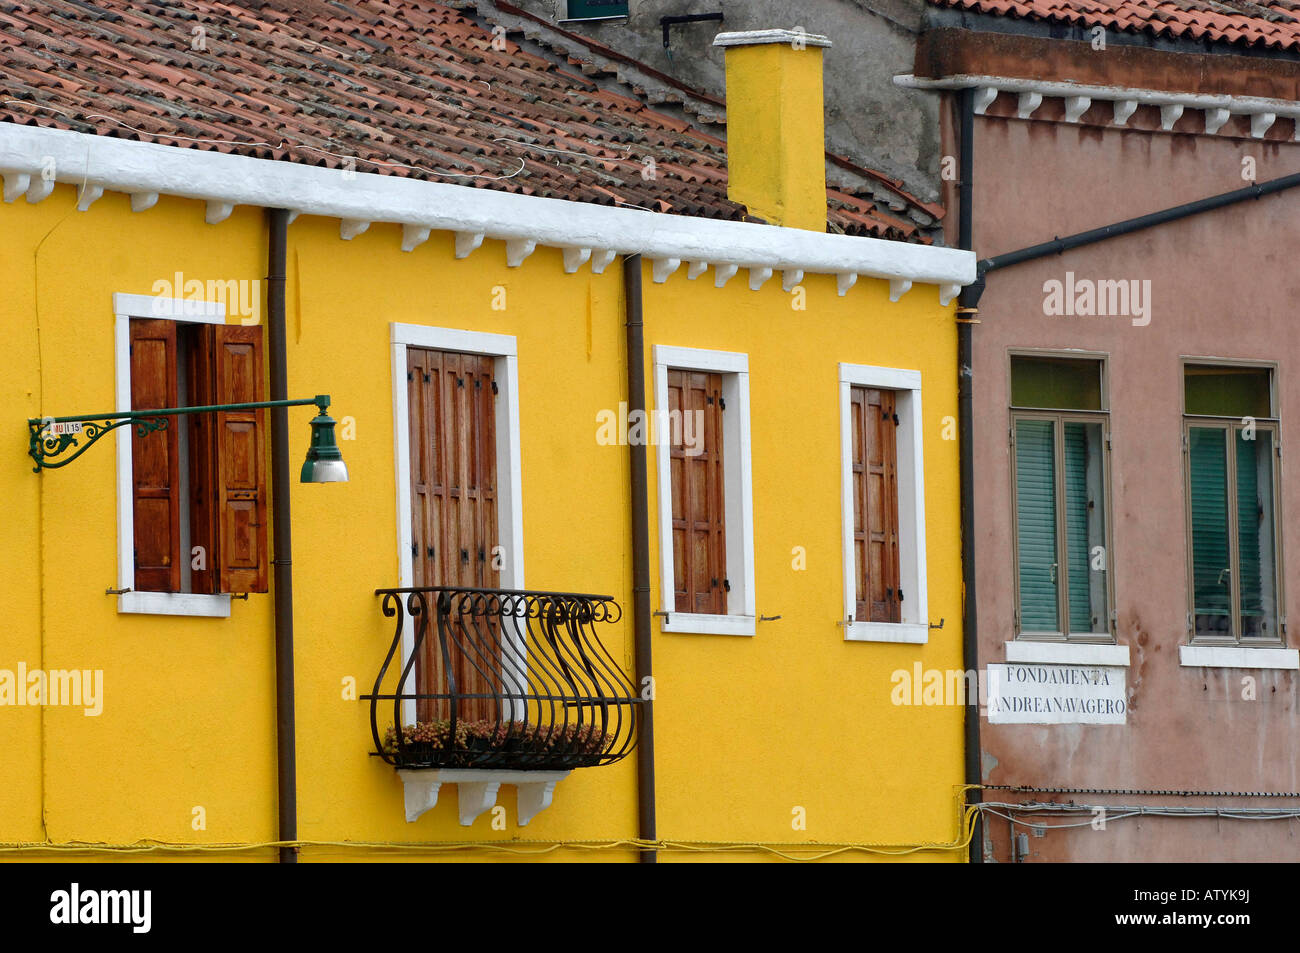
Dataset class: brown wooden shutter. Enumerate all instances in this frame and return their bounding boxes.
[852,386,901,623]
[669,369,727,615]
[207,325,268,594]
[407,347,499,722]
[130,319,181,593]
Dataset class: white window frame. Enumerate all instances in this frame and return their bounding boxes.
[652,345,755,637]
[838,362,928,644]
[391,323,525,724]
[113,292,231,617]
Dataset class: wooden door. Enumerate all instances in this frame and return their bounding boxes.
[407,347,500,722]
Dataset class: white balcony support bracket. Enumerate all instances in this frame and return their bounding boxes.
[130,191,159,213]
[76,183,104,211]
[889,277,912,302]
[286,209,302,225]
[1252,112,1277,138]
[397,772,444,824]
[973,86,998,115]
[714,262,739,288]
[456,781,502,827]
[506,237,536,267]
[836,272,858,297]
[3,172,30,203]
[205,200,234,224]
[455,230,485,259]
[590,248,617,274]
[782,268,803,292]
[562,246,592,273]
[687,260,709,279]
[1063,96,1091,122]
[396,769,572,825]
[1204,108,1231,135]
[401,224,431,252]
[516,778,564,826]
[939,282,961,307]
[26,177,54,204]
[1160,103,1184,130]
[1113,99,1138,125]
[652,257,681,283]
[340,218,370,240]
[748,265,772,291]
[1017,91,1043,119]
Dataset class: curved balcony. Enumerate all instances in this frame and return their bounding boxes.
[365,587,642,774]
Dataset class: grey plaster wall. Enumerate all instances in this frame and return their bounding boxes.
[508,0,939,200]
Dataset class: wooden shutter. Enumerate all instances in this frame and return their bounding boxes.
[130,319,181,593]
[197,325,268,594]
[407,347,499,722]
[669,370,726,615]
[852,387,901,623]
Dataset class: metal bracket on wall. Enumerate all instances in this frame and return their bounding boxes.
[660,12,723,53]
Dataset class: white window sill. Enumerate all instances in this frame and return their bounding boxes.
[1005,641,1129,667]
[118,591,231,618]
[1179,645,1299,670]
[845,622,928,644]
[659,612,755,637]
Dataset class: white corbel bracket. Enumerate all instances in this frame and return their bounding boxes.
[1063,96,1091,123]
[1159,104,1184,131]
[1252,112,1277,139]
[687,260,709,279]
[506,238,536,267]
[205,200,234,224]
[590,248,617,274]
[396,769,572,826]
[1204,108,1231,135]
[1017,91,1042,119]
[973,86,997,115]
[1113,100,1138,125]
[652,257,681,283]
[889,277,912,302]
[782,268,803,292]
[748,265,772,291]
[130,191,159,213]
[2,172,30,203]
[340,218,370,240]
[402,224,431,252]
[563,246,592,273]
[939,282,961,307]
[714,262,739,288]
[836,272,857,297]
[76,183,104,211]
[455,230,485,259]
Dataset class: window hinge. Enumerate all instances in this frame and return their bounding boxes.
[723,578,731,592]
[411,542,418,557]
[407,370,413,382]
[892,413,900,425]
[1105,434,1112,451]
[1186,612,1194,631]
[720,396,726,411]
[491,379,499,395]
[1182,433,1189,452]
[898,588,904,601]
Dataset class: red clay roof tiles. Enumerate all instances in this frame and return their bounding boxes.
[934,0,1300,52]
[0,0,933,241]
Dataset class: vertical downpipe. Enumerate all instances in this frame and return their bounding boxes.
[956,88,984,863]
[623,252,657,863]
[266,207,298,864]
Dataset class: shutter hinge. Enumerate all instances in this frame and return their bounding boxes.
[407,370,413,382]
[423,372,431,383]
[720,396,726,411]
[1182,433,1189,452]
[461,549,469,563]
[491,380,498,395]
[411,542,417,557]
[1105,434,1112,451]
[723,578,731,592]
[474,378,481,389]
[478,547,485,561]
[456,376,465,388]
[706,396,714,406]
[898,588,904,601]
[892,413,899,425]
[427,546,435,558]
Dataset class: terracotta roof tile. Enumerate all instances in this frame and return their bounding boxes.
[933,0,1300,51]
[0,0,934,241]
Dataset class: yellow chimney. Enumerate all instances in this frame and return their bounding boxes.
[713,29,831,232]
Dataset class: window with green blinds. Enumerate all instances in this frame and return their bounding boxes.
[1014,416,1109,636]
[1016,419,1058,631]
[1188,422,1279,641]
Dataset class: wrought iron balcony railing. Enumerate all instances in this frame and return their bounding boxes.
[365,586,642,771]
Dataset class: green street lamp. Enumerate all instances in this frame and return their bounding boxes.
[27,394,348,482]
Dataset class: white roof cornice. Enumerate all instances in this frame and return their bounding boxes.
[0,123,973,297]
[896,73,1300,139]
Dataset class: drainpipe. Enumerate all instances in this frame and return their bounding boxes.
[623,252,657,863]
[266,207,298,864]
[955,88,984,864]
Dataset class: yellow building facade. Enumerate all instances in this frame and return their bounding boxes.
[0,27,975,862]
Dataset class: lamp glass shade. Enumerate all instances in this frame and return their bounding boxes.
[301,409,348,483]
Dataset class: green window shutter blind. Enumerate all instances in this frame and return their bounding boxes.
[1189,428,1231,629]
[1016,419,1059,630]
[1062,422,1092,633]
[1236,430,1261,620]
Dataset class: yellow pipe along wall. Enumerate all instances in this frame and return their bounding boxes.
[1,182,966,861]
